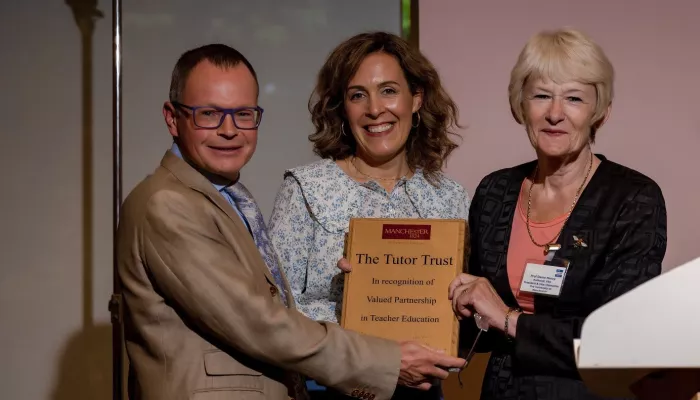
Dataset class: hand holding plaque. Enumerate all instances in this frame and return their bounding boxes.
[449,272,517,336]
[396,341,466,390]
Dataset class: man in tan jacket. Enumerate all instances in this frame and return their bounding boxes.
[117,44,464,400]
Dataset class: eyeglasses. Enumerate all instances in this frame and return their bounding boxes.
[172,102,264,130]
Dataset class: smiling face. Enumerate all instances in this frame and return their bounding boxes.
[163,60,259,181]
[523,77,609,158]
[343,52,422,164]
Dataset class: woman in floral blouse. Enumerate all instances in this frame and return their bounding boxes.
[268,31,470,399]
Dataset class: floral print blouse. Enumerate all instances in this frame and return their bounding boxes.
[268,159,470,323]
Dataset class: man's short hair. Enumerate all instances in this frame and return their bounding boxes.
[169,44,258,103]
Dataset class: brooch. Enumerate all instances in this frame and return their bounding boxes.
[573,235,588,249]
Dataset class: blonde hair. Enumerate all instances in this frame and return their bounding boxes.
[508,28,614,140]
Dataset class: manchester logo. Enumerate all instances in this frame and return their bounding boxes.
[381,224,431,240]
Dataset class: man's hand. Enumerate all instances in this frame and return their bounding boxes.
[397,341,466,390]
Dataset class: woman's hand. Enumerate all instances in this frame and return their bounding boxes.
[337,258,352,273]
[448,273,514,334]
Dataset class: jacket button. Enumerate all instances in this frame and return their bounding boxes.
[269,286,278,296]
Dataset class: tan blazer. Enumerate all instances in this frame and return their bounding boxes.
[117,151,400,400]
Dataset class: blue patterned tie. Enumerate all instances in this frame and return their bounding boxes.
[225,182,289,307]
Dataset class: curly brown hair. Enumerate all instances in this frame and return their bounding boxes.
[308,31,461,182]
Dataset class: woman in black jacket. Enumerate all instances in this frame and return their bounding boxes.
[449,27,667,400]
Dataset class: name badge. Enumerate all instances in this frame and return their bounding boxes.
[519,262,569,297]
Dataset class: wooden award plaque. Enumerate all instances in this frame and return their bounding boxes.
[340,218,468,357]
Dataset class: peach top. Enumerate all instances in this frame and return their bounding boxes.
[506,181,568,314]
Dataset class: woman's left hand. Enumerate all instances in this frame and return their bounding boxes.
[337,258,352,273]
[448,273,511,332]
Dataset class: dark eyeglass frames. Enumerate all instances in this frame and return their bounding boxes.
[172,102,264,130]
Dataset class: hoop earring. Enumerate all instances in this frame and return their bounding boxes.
[341,122,347,136]
[412,113,421,128]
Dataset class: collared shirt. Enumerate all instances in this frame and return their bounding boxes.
[170,143,250,232]
[268,159,470,323]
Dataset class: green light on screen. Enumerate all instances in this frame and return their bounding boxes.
[402,0,411,39]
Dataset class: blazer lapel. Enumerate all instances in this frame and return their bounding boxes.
[159,151,277,285]
[489,163,533,308]
[535,156,610,312]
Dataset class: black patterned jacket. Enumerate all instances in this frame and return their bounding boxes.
[463,155,667,400]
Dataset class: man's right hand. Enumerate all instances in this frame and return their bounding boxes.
[397,341,466,390]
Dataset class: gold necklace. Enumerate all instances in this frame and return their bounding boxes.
[350,157,407,182]
[526,152,593,255]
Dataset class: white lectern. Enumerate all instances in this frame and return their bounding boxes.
[575,257,700,399]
